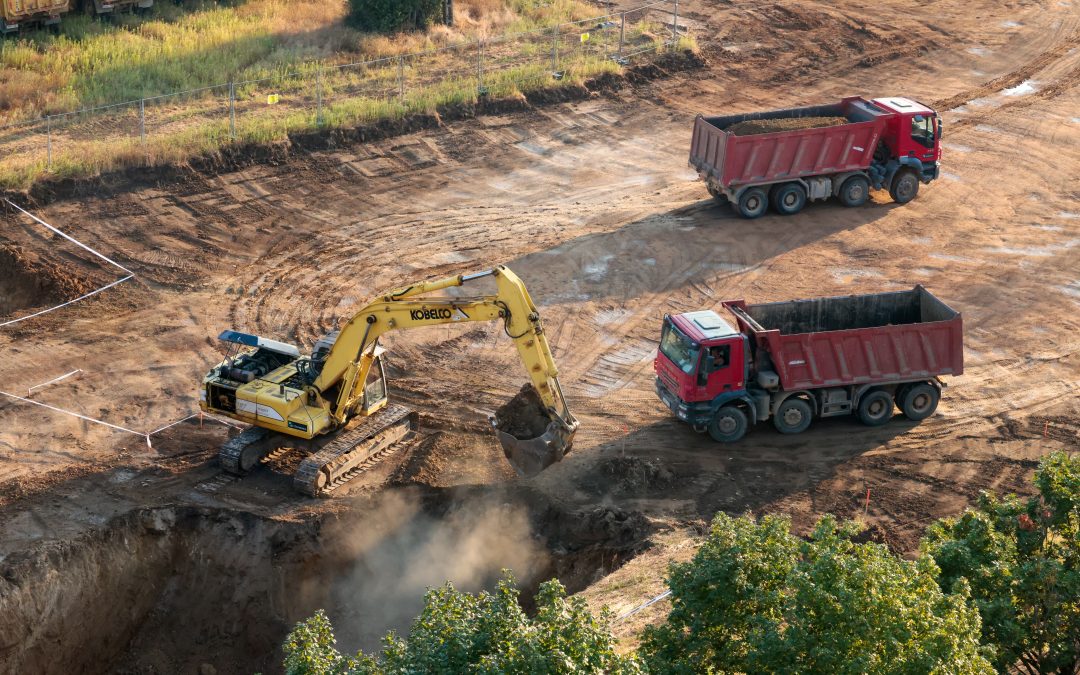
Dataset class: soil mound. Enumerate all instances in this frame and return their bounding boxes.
[493,384,551,439]
[725,116,848,136]
[0,244,95,318]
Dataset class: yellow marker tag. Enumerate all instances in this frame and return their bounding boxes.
[267,94,280,105]
[580,32,590,43]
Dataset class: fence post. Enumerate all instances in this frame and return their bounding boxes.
[46,115,52,171]
[672,0,679,45]
[229,82,236,140]
[315,64,321,126]
[398,55,405,101]
[477,38,483,94]
[619,12,625,58]
[139,98,145,146]
[551,24,558,74]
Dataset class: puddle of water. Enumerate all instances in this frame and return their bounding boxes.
[830,268,883,283]
[1001,20,1022,27]
[967,47,989,56]
[643,258,656,266]
[1061,281,1080,299]
[1002,79,1038,96]
[583,254,615,281]
[985,239,1079,257]
[942,143,972,153]
[1059,211,1079,219]
[1072,118,1080,124]
[929,252,976,263]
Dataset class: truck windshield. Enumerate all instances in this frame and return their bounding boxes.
[660,320,700,374]
[911,115,935,148]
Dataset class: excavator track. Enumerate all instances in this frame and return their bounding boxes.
[293,403,418,497]
[220,426,272,475]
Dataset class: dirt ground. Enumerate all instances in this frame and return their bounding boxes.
[0,0,1078,671]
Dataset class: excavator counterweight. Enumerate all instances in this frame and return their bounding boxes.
[200,266,578,494]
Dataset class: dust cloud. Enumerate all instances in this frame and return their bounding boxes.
[324,487,549,653]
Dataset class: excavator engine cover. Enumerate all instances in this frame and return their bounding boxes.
[492,384,574,477]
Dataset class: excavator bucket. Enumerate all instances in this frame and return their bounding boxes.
[492,384,576,477]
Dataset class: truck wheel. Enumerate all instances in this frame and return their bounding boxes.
[857,390,894,426]
[707,184,730,206]
[737,187,769,219]
[900,383,939,421]
[708,406,748,443]
[889,169,920,204]
[773,398,812,434]
[771,183,807,216]
[839,175,870,207]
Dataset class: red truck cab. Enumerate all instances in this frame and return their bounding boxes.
[871,97,942,169]
[655,311,751,429]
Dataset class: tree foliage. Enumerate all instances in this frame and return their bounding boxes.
[347,0,446,33]
[639,512,993,674]
[283,572,641,674]
[922,451,1080,674]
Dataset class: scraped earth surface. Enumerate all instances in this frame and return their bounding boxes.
[1,0,1079,671]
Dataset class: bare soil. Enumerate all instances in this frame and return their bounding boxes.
[725,115,848,135]
[0,0,1078,671]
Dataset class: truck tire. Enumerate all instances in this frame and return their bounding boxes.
[839,175,870,207]
[889,169,919,204]
[772,183,807,216]
[708,406,748,443]
[773,398,812,434]
[857,390,894,426]
[900,383,939,421]
[737,187,769,219]
[707,184,730,206]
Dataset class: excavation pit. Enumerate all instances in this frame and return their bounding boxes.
[0,485,650,674]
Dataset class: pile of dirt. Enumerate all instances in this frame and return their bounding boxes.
[493,384,552,439]
[0,244,95,317]
[725,116,848,136]
[579,456,676,496]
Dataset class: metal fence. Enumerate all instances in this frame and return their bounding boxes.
[0,0,687,184]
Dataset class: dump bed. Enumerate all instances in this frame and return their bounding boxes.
[723,286,963,391]
[2,0,68,24]
[689,96,890,188]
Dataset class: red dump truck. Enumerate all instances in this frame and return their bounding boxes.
[689,96,942,218]
[654,286,963,442]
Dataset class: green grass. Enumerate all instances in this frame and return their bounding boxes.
[0,0,694,190]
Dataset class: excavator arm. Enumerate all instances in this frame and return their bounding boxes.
[309,266,577,474]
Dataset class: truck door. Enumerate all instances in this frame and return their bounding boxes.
[697,337,745,398]
[901,114,939,164]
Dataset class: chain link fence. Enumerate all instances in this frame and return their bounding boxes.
[0,0,687,187]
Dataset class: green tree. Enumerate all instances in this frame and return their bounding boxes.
[283,572,641,674]
[923,451,1080,674]
[347,0,445,33]
[640,512,992,674]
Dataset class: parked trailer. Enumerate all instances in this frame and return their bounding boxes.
[81,0,153,19]
[654,286,963,442]
[1,0,69,33]
[689,96,942,218]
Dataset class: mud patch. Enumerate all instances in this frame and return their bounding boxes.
[0,245,94,318]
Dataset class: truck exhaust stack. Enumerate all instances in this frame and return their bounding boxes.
[492,384,577,477]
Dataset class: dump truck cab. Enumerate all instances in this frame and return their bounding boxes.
[654,311,751,429]
[871,96,942,182]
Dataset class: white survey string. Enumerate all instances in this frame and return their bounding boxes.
[3,198,134,275]
[27,369,82,396]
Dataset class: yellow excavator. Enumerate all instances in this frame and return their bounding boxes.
[199,266,578,495]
